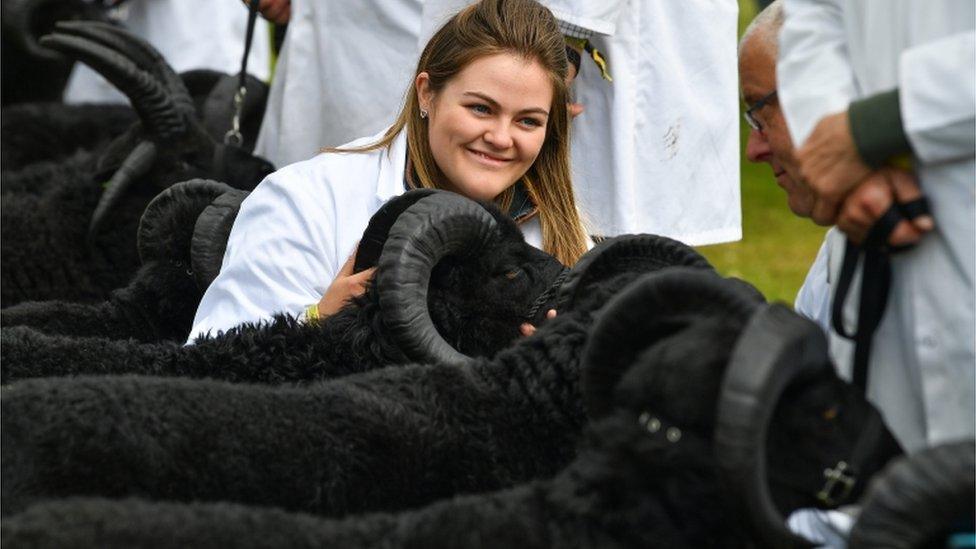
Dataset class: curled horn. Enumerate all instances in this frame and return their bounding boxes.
[353,189,440,273]
[137,179,236,266]
[849,439,975,549]
[376,191,498,367]
[1,0,107,62]
[52,21,194,116]
[556,234,714,313]
[40,28,185,138]
[88,139,157,240]
[714,304,830,548]
[581,268,759,419]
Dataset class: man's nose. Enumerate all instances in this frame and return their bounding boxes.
[745,127,772,164]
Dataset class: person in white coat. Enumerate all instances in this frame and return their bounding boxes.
[64,0,272,104]
[189,0,590,341]
[253,0,425,167]
[776,0,975,543]
[422,0,741,243]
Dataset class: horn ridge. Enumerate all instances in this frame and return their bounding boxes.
[40,33,185,138]
[376,192,498,366]
[55,21,194,116]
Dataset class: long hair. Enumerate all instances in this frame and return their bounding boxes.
[332,0,588,265]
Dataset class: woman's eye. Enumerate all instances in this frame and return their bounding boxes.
[469,104,491,115]
[519,117,543,128]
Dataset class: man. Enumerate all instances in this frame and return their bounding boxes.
[778,0,975,456]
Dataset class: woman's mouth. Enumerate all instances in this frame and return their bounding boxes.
[467,148,512,167]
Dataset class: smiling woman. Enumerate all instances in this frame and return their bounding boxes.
[187,0,590,341]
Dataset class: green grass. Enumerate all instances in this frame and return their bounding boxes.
[694,0,827,304]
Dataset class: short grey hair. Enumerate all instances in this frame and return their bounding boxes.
[738,0,784,56]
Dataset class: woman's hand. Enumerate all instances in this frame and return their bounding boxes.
[317,250,376,318]
[519,309,557,337]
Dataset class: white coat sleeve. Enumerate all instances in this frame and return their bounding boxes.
[777,0,858,148]
[187,170,338,342]
[899,30,976,165]
[540,0,629,36]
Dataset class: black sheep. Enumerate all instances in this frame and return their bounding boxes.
[0,21,273,306]
[1,267,747,519]
[0,190,570,373]
[2,179,244,342]
[0,282,903,548]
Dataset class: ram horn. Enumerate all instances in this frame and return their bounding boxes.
[1,0,106,62]
[87,139,158,240]
[40,27,185,139]
[581,268,759,419]
[714,304,829,549]
[354,189,440,273]
[53,21,195,116]
[849,439,975,549]
[556,234,714,313]
[137,179,235,267]
[189,188,249,290]
[377,191,498,367]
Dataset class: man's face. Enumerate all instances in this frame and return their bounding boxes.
[739,34,814,218]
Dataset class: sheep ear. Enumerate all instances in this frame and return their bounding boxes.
[556,234,714,313]
[581,268,758,420]
[849,440,975,549]
[137,179,236,268]
[200,73,269,150]
[354,189,441,273]
[376,191,497,366]
[714,304,827,549]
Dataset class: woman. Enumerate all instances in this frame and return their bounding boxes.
[189,0,589,341]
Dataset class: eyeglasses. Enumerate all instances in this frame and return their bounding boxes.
[743,90,778,132]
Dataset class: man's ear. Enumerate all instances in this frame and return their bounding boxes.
[416,72,433,112]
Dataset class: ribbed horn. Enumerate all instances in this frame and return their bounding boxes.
[190,188,249,291]
[54,21,194,116]
[714,304,829,549]
[354,189,440,273]
[557,234,714,312]
[377,191,498,367]
[137,179,235,265]
[581,268,759,419]
[88,139,157,239]
[2,0,104,62]
[850,440,975,549]
[39,32,185,138]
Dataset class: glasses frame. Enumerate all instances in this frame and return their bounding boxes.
[743,90,778,132]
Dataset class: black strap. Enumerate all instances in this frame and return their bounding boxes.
[831,197,929,394]
[239,0,261,93]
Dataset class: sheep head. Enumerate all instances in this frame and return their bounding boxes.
[577,270,902,547]
[326,190,566,366]
[38,21,274,240]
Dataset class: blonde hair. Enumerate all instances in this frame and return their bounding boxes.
[330,0,588,265]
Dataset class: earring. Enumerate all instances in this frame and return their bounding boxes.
[420,108,428,119]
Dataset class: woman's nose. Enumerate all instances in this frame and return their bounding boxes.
[483,121,513,149]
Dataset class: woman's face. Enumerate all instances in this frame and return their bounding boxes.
[417,53,553,202]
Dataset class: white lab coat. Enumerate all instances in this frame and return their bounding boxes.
[188,128,544,341]
[64,0,272,104]
[778,0,976,454]
[254,0,424,168]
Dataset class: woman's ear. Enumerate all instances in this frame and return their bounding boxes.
[415,72,433,113]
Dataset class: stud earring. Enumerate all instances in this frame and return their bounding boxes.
[420,108,428,119]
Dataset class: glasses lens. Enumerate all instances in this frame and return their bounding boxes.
[743,111,761,131]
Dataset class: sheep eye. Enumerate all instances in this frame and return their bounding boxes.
[504,269,522,280]
[821,405,839,421]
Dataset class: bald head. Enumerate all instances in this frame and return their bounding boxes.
[738,0,784,57]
